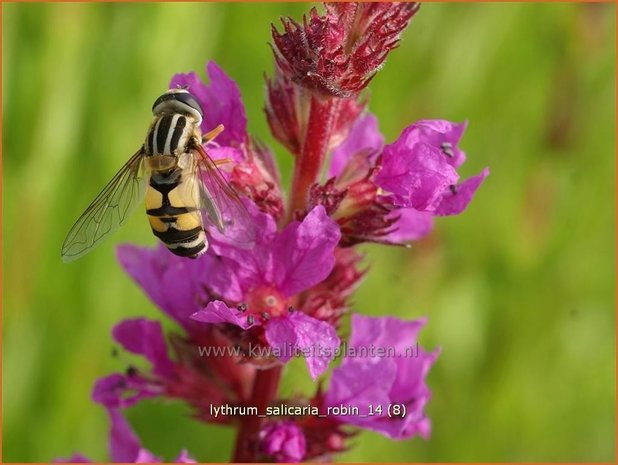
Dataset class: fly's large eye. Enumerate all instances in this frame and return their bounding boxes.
[152,90,203,119]
[174,92,203,117]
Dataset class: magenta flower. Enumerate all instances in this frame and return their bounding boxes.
[310,115,489,245]
[375,120,489,215]
[91,320,175,411]
[325,314,440,440]
[57,408,195,463]
[259,421,307,462]
[190,205,342,380]
[92,316,254,423]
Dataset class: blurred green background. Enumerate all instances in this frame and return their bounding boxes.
[2,2,615,462]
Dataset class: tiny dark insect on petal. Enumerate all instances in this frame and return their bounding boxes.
[247,315,255,326]
[261,312,271,321]
[449,184,458,195]
[237,303,247,312]
[288,306,296,313]
[115,378,127,389]
[441,142,454,158]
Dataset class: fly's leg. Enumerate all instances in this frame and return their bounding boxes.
[214,158,232,166]
[202,124,234,166]
[202,124,230,166]
[202,124,225,144]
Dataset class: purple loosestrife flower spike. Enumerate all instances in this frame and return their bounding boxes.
[89,0,489,455]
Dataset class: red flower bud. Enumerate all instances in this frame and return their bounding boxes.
[272,3,420,98]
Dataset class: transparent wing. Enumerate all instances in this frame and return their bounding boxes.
[61,150,148,262]
[193,145,257,247]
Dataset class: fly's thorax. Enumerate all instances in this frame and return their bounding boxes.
[144,112,202,157]
[145,155,177,172]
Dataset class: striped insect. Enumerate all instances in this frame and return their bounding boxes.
[61,88,252,262]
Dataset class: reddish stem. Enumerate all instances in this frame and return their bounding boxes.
[232,365,283,462]
[288,96,338,220]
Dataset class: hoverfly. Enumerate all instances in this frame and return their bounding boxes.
[61,88,252,262]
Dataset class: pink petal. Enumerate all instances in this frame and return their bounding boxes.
[325,314,440,439]
[329,114,384,178]
[412,119,468,168]
[349,314,427,353]
[108,409,143,462]
[170,61,247,146]
[384,208,434,243]
[116,245,209,329]
[112,319,174,378]
[274,206,341,296]
[435,167,489,216]
[190,300,253,330]
[325,357,396,416]
[265,312,340,380]
[375,127,459,211]
[174,450,197,464]
[92,374,159,410]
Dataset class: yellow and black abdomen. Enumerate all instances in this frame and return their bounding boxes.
[145,167,207,258]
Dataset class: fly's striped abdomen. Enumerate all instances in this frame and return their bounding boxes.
[145,168,207,259]
[145,113,192,156]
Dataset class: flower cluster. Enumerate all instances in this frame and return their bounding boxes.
[313,115,489,246]
[61,3,487,463]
